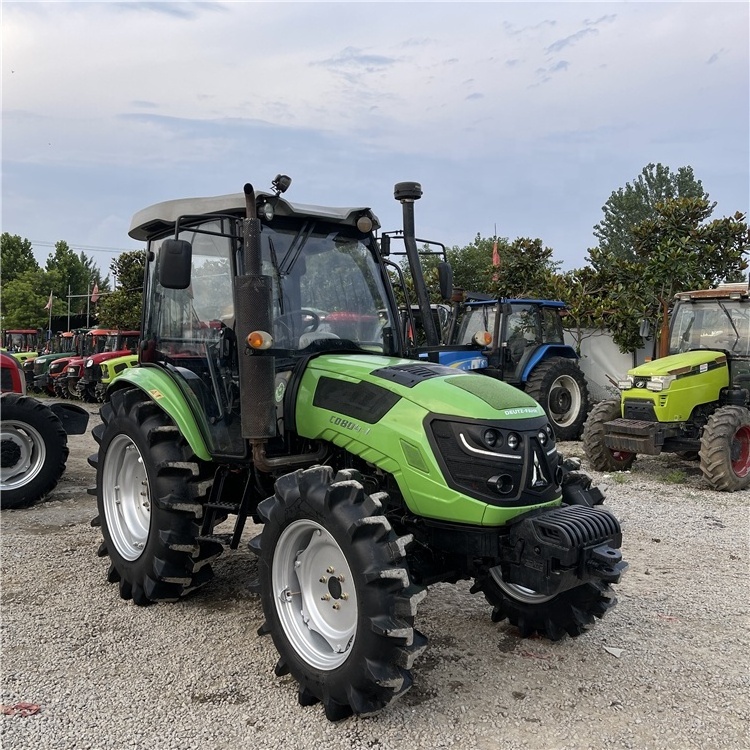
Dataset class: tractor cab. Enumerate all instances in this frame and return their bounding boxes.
[134,184,397,457]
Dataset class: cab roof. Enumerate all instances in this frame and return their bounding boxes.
[129,190,380,241]
[674,283,750,301]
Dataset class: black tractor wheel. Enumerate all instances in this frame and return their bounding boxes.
[582,399,636,472]
[92,387,219,605]
[52,377,68,399]
[470,570,616,641]
[249,465,427,721]
[0,393,68,509]
[699,405,750,491]
[525,357,590,441]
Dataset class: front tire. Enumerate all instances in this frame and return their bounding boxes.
[92,387,218,605]
[525,357,589,441]
[250,465,427,721]
[471,570,616,641]
[582,399,636,472]
[0,394,68,509]
[699,405,750,491]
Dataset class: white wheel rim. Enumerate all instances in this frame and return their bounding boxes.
[0,419,47,491]
[102,434,150,561]
[490,566,556,604]
[272,519,358,670]
[547,375,582,428]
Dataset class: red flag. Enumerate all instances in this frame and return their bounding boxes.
[43,291,53,310]
[492,239,500,268]
[91,283,100,303]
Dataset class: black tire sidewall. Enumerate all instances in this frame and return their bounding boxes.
[97,404,170,582]
[257,472,413,711]
[527,357,589,440]
[1,394,68,508]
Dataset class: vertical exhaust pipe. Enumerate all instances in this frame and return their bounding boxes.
[394,182,440,348]
[236,183,276,440]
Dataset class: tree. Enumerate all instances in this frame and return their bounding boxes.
[1,233,40,284]
[593,163,709,260]
[587,198,749,353]
[1,269,62,328]
[96,250,146,329]
[446,234,561,300]
[45,241,108,315]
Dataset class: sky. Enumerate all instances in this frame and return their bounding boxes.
[2,1,748,279]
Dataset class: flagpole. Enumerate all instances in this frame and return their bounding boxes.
[87,283,91,327]
[67,285,71,331]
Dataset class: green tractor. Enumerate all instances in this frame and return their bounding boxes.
[92,177,627,720]
[583,283,750,491]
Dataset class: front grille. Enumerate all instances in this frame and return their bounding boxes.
[623,399,657,421]
[429,417,559,506]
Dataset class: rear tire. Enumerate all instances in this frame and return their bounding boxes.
[471,571,616,640]
[582,399,636,472]
[250,465,427,721]
[699,405,750,491]
[93,387,218,605]
[0,394,68,509]
[525,357,589,441]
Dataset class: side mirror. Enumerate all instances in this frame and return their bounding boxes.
[380,235,391,257]
[158,239,192,289]
[438,261,453,301]
[639,319,651,339]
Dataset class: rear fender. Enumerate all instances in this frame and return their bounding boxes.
[48,402,89,435]
[520,345,578,382]
[107,365,211,460]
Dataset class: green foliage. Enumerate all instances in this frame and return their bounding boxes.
[96,250,146,330]
[1,269,61,328]
[45,241,108,315]
[446,234,561,300]
[586,197,749,351]
[594,163,708,260]
[663,469,687,484]
[1,233,40,284]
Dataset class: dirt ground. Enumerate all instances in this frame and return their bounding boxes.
[2,398,749,750]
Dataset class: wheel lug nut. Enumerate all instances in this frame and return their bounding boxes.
[319,576,327,583]
[326,566,335,574]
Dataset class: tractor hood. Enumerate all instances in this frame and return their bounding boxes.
[628,350,726,378]
[294,354,554,527]
[300,353,544,420]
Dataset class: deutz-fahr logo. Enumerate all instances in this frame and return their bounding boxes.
[503,407,540,416]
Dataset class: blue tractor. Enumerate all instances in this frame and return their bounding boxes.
[379,235,590,440]
[446,296,590,440]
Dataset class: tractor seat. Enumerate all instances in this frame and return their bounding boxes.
[299,331,340,349]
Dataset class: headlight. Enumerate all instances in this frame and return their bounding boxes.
[617,376,634,390]
[647,374,677,392]
[86,359,94,367]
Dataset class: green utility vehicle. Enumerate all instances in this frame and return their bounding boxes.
[583,283,750,491]
[93,352,138,402]
[92,177,627,720]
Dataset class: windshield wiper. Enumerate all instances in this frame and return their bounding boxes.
[718,300,740,349]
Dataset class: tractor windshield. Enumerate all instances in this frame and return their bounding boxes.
[670,299,750,356]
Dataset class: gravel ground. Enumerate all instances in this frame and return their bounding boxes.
[2,400,749,750]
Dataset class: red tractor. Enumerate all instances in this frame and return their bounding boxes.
[1,352,89,508]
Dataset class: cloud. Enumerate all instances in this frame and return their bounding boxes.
[545,27,598,54]
[707,49,726,65]
[110,2,227,20]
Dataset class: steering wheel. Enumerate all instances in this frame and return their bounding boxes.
[274,309,321,346]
